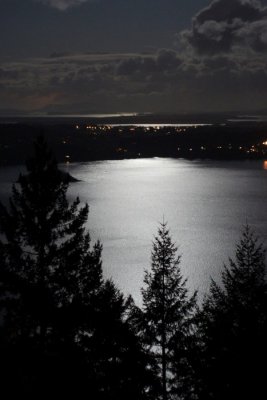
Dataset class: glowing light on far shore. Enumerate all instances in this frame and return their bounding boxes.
[264,161,267,170]
[263,141,267,145]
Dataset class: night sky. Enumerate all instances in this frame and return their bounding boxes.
[1,0,267,115]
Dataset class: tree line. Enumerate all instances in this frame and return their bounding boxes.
[0,136,266,399]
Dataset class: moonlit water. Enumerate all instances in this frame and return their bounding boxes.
[1,159,267,305]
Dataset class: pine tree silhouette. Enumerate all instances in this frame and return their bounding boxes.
[198,225,267,400]
[141,221,197,400]
[0,136,155,399]
[84,280,156,400]
[0,136,103,396]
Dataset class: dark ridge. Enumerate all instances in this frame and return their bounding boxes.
[59,170,80,183]
[16,170,80,183]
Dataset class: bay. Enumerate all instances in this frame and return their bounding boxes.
[1,158,267,305]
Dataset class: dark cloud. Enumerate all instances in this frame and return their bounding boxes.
[116,50,182,78]
[116,57,156,77]
[196,0,263,23]
[0,52,186,112]
[0,68,20,80]
[157,49,182,70]
[1,49,267,114]
[181,0,267,54]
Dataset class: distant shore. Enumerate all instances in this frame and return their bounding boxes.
[0,119,267,166]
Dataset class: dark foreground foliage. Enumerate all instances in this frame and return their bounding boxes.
[0,136,266,400]
[196,226,267,400]
[0,137,154,399]
[141,222,197,400]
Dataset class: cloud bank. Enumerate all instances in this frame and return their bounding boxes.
[1,46,267,114]
[181,0,267,54]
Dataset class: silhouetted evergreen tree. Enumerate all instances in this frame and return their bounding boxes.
[198,225,267,400]
[83,280,157,400]
[0,136,152,399]
[141,222,197,400]
[0,136,103,396]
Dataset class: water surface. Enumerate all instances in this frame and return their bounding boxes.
[1,158,267,305]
